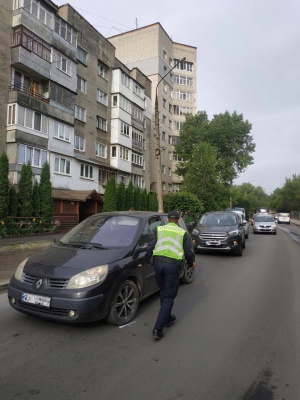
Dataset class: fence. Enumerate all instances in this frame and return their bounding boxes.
[291,211,300,219]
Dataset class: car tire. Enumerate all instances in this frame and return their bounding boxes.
[235,242,243,256]
[105,280,140,326]
[180,260,194,284]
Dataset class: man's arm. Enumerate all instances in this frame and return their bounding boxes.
[183,232,196,267]
[144,229,158,263]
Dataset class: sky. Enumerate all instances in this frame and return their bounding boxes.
[57,0,300,194]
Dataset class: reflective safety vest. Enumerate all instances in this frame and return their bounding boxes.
[153,223,185,260]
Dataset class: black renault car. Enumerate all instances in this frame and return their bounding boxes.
[7,211,194,325]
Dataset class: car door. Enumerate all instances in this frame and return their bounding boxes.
[138,216,163,298]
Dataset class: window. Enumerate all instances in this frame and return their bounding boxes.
[164,83,168,93]
[120,121,130,136]
[7,104,16,125]
[77,47,87,64]
[12,26,51,62]
[121,72,130,88]
[169,104,172,113]
[97,89,108,106]
[53,121,70,141]
[163,49,167,60]
[120,146,129,160]
[120,95,131,113]
[163,98,166,108]
[162,165,166,174]
[132,106,143,122]
[112,95,118,107]
[54,16,77,45]
[162,131,166,141]
[173,121,184,131]
[54,157,71,174]
[75,105,86,122]
[96,142,107,158]
[18,144,47,167]
[132,152,143,166]
[172,136,181,145]
[9,103,48,134]
[56,54,72,76]
[74,134,85,151]
[50,82,75,110]
[14,1,53,29]
[133,84,142,97]
[132,131,143,143]
[80,163,93,179]
[169,167,172,176]
[98,61,108,79]
[111,146,116,157]
[171,91,192,102]
[174,75,193,86]
[162,115,166,124]
[77,76,86,94]
[169,120,172,129]
[174,59,193,72]
[96,116,107,132]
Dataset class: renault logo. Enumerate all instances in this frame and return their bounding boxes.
[34,278,43,290]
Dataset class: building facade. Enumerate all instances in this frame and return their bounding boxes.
[0,0,152,223]
[108,23,197,193]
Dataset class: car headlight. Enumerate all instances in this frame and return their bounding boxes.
[192,228,200,236]
[272,225,276,229]
[228,230,239,237]
[14,258,28,281]
[66,265,108,289]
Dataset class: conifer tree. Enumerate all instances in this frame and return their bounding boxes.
[117,181,126,211]
[0,153,9,219]
[126,181,134,210]
[32,179,41,217]
[103,177,117,211]
[18,163,33,217]
[8,185,18,217]
[39,162,53,223]
[140,188,148,211]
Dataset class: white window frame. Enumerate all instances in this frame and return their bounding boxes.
[75,105,86,122]
[54,157,71,175]
[57,55,72,76]
[120,121,130,137]
[97,89,108,106]
[80,163,93,179]
[96,142,107,158]
[96,116,107,132]
[53,121,70,142]
[98,61,108,79]
[120,146,129,161]
[18,144,47,167]
[77,46,87,64]
[74,134,85,151]
[121,72,130,88]
[77,76,87,94]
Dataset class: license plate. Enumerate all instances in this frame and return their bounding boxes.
[21,292,51,308]
[206,240,221,246]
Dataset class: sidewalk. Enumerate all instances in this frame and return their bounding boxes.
[0,232,63,291]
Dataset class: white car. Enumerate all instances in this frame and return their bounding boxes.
[277,213,290,224]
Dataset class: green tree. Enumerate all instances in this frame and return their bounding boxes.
[8,185,18,217]
[103,177,117,211]
[133,187,141,210]
[140,188,148,211]
[39,162,53,223]
[278,174,300,211]
[231,183,269,218]
[181,142,224,211]
[18,163,33,217]
[163,191,204,219]
[148,192,158,211]
[204,111,255,184]
[32,179,41,217]
[126,181,134,210]
[0,153,9,219]
[116,181,126,211]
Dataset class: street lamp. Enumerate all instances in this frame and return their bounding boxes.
[154,56,186,212]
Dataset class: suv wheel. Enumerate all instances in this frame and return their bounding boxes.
[235,242,243,256]
[180,260,194,284]
[106,280,139,325]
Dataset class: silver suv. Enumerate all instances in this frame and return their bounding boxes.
[191,211,246,256]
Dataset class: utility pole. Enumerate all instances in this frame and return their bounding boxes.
[154,57,186,212]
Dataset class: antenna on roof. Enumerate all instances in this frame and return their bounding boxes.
[135,18,139,29]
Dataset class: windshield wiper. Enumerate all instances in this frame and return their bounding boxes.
[89,243,109,250]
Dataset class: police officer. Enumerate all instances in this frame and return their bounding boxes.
[145,210,196,340]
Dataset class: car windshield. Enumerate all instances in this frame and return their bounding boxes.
[255,216,275,222]
[59,215,140,248]
[200,214,237,226]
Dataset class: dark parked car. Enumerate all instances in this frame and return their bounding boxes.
[191,211,246,256]
[7,212,194,325]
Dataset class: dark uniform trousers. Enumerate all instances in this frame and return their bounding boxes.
[153,256,181,331]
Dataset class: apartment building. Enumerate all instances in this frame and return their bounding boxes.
[108,23,197,193]
[0,0,152,222]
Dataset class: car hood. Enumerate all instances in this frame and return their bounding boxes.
[198,225,237,232]
[22,244,130,279]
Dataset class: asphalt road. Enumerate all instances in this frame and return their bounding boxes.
[1,226,300,400]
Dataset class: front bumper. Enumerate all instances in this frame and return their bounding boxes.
[7,284,106,323]
[194,238,241,252]
[253,226,276,233]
